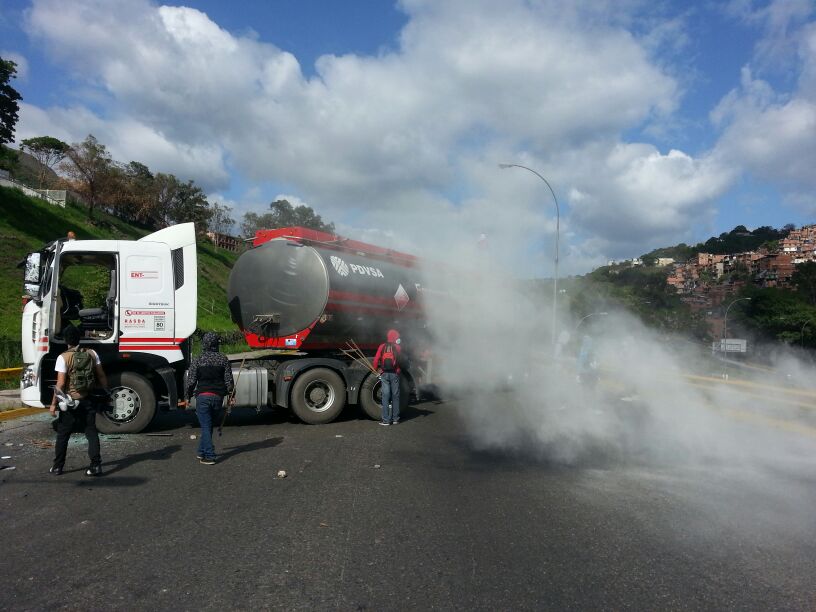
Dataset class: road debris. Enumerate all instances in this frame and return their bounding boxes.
[1,455,10,459]
[189,435,197,440]
[335,434,343,438]
[30,439,54,449]
[277,470,287,478]
[147,433,173,437]
[373,464,381,469]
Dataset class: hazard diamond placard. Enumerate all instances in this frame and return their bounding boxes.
[394,284,409,311]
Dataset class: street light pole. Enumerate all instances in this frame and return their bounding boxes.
[575,312,608,333]
[722,297,751,379]
[499,163,560,354]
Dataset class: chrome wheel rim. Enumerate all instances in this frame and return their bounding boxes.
[106,386,141,423]
[304,380,335,412]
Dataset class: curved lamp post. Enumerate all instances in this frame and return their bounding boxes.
[498,163,560,354]
[722,297,751,379]
[575,312,608,333]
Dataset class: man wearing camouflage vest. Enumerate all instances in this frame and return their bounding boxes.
[48,324,109,476]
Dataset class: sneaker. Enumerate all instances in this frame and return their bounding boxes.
[86,464,103,477]
[49,466,63,476]
[196,455,203,460]
[199,457,216,465]
[379,421,390,426]
[391,419,399,425]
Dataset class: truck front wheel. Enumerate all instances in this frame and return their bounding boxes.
[96,371,157,434]
[290,368,346,424]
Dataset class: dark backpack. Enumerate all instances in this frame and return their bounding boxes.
[381,343,398,373]
[64,348,95,399]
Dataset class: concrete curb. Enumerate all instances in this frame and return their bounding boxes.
[0,389,23,412]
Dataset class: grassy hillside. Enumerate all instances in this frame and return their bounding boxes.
[0,185,240,367]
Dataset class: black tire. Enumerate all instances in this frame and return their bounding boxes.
[290,368,346,424]
[96,371,156,434]
[360,372,411,421]
[360,373,382,420]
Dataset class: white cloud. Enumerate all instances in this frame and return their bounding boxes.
[18,0,749,272]
[726,0,814,70]
[711,16,816,213]
[16,102,230,189]
[491,142,735,265]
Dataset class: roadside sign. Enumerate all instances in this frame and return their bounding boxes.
[713,338,747,353]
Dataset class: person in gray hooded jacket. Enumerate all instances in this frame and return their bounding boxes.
[184,332,234,464]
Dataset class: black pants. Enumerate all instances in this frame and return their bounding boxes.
[53,401,101,469]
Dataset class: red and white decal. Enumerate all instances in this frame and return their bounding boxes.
[119,337,183,352]
[129,271,159,279]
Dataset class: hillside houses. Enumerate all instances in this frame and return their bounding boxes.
[665,224,816,310]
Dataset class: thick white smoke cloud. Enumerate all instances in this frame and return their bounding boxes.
[416,232,816,535]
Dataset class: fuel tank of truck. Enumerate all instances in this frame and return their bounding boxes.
[228,238,425,351]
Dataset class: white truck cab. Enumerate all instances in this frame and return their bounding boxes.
[20,223,197,433]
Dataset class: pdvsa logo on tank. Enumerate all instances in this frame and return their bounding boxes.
[330,256,385,279]
[330,256,350,276]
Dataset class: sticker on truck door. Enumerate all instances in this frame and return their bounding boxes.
[123,309,166,331]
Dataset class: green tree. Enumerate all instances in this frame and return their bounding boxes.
[792,261,816,306]
[241,199,335,237]
[740,288,816,346]
[148,172,180,227]
[108,160,157,224]
[0,144,19,175]
[0,58,22,145]
[61,134,114,219]
[163,179,212,229]
[208,201,234,235]
[20,136,70,187]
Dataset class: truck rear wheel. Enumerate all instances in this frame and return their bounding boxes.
[96,371,156,434]
[290,368,346,424]
[360,372,411,421]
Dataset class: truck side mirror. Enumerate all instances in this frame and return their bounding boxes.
[24,252,41,283]
[23,253,42,298]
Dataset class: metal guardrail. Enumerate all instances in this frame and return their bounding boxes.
[0,177,66,207]
[0,367,22,381]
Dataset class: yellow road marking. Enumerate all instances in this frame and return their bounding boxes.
[0,407,45,421]
[722,408,816,439]
[682,381,816,411]
[683,374,816,400]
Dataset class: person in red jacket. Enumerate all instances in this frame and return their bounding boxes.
[372,329,402,425]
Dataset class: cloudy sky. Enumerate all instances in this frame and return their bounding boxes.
[2,0,815,276]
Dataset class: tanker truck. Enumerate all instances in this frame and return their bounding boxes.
[227,226,428,425]
[19,223,427,433]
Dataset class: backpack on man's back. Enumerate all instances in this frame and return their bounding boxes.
[63,348,96,399]
[381,343,399,373]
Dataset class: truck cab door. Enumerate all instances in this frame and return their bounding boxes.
[49,248,119,344]
[119,242,175,347]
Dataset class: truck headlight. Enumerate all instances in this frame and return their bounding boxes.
[21,367,37,389]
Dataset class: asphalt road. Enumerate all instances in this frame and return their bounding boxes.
[1,397,815,611]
